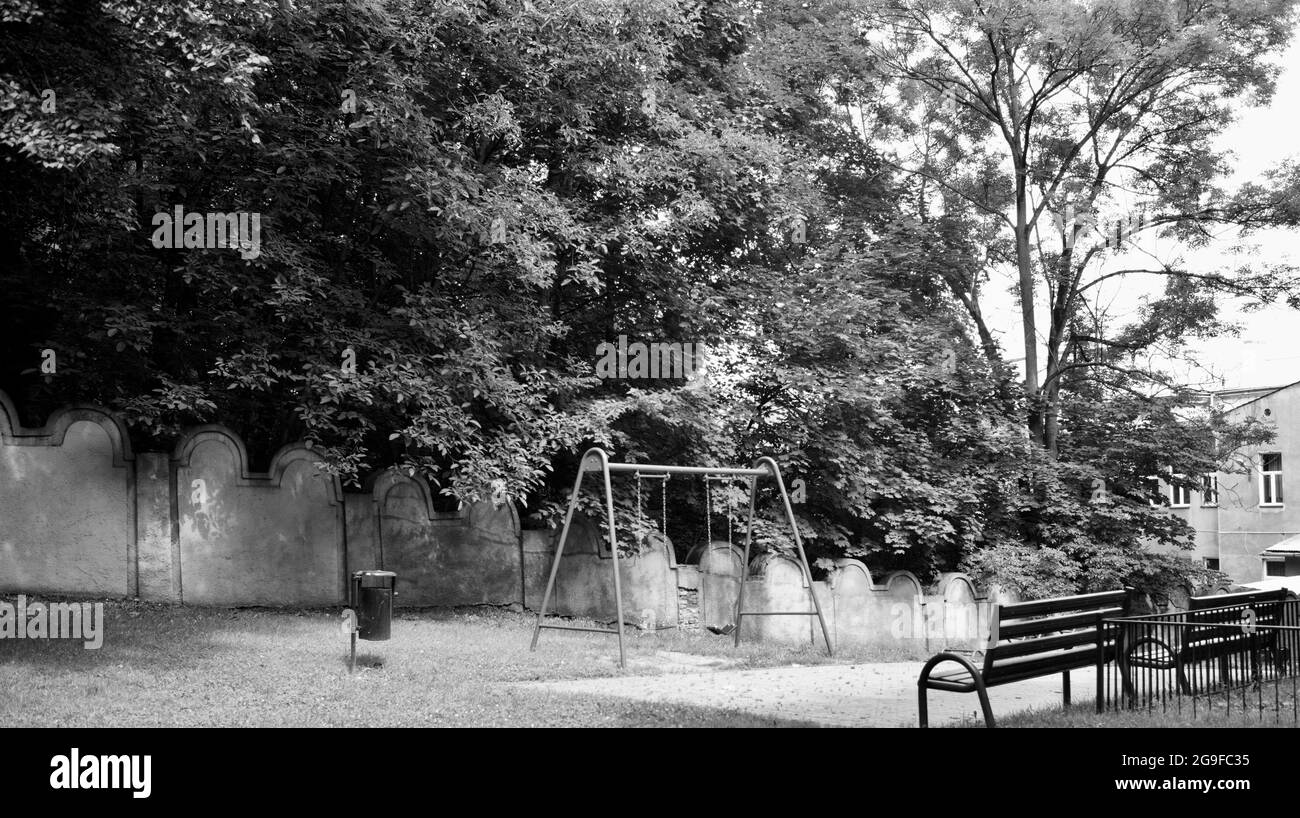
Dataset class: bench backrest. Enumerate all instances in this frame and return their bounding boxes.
[1181,589,1290,650]
[1188,589,1287,611]
[981,589,1131,683]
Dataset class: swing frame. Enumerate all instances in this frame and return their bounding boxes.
[529,446,834,667]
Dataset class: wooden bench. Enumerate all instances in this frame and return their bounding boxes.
[917,589,1132,728]
[1120,589,1291,696]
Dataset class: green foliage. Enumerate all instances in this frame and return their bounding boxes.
[1,0,1291,600]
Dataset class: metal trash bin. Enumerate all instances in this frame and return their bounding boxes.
[350,570,397,641]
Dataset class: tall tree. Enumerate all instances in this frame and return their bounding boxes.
[855,0,1299,453]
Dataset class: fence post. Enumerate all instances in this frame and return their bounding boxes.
[1095,616,1105,714]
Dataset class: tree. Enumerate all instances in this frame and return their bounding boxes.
[0,0,819,508]
[2,0,1282,599]
[855,0,1300,453]
[680,0,1285,597]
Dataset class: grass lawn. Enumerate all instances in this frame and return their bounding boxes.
[994,694,1300,728]
[0,598,924,727]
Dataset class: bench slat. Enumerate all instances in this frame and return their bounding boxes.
[985,628,1103,663]
[998,590,1129,620]
[997,607,1124,640]
[1188,590,1286,611]
[984,646,1109,685]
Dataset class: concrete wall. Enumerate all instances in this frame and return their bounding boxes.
[174,427,345,606]
[736,553,831,649]
[525,514,679,628]
[720,556,1000,650]
[0,394,135,597]
[687,542,744,630]
[0,386,1012,636]
[0,389,528,609]
[371,470,522,607]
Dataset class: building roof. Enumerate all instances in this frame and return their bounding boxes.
[1239,577,1300,595]
[1215,379,1300,413]
[1260,534,1300,556]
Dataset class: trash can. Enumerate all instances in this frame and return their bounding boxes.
[350,570,397,641]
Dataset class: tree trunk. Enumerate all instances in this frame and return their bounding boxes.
[1014,169,1043,447]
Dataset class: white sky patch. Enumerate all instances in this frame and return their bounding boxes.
[977,38,1300,391]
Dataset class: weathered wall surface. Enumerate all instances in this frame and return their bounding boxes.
[0,390,520,608]
[737,553,831,649]
[174,428,345,606]
[0,395,134,597]
[372,471,522,607]
[723,557,1000,650]
[531,515,679,628]
[0,388,1007,637]
[688,542,743,630]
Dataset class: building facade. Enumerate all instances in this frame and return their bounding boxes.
[1167,382,1300,583]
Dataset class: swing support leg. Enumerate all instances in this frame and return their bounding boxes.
[531,448,627,669]
[603,457,627,669]
[733,458,834,656]
[530,460,588,653]
[733,475,759,648]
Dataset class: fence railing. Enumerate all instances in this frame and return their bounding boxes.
[1097,598,1300,725]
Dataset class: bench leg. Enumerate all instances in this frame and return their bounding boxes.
[918,653,993,728]
[974,676,995,728]
[1062,671,1071,708]
[1118,655,1137,703]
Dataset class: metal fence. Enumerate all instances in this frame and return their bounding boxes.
[1097,598,1300,725]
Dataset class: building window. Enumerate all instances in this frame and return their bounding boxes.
[1261,453,1284,506]
[1267,561,1285,577]
[1204,557,1220,571]
[1201,474,1218,506]
[1170,476,1191,508]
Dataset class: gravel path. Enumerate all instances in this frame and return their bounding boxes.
[519,661,1094,727]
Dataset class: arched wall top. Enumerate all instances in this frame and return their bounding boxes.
[748,551,808,585]
[686,541,744,569]
[0,390,133,466]
[825,558,874,590]
[172,425,250,471]
[880,570,924,597]
[642,529,679,569]
[368,468,523,533]
[369,468,441,521]
[932,572,979,601]
[172,425,342,503]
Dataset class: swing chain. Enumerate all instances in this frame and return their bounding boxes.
[661,474,668,538]
[705,478,711,546]
[703,474,733,548]
[634,471,670,546]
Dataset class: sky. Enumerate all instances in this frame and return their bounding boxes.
[1190,37,1300,391]
[980,37,1300,393]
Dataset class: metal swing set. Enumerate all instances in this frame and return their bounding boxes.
[529,447,833,667]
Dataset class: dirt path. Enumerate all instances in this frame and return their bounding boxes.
[519,661,1092,727]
